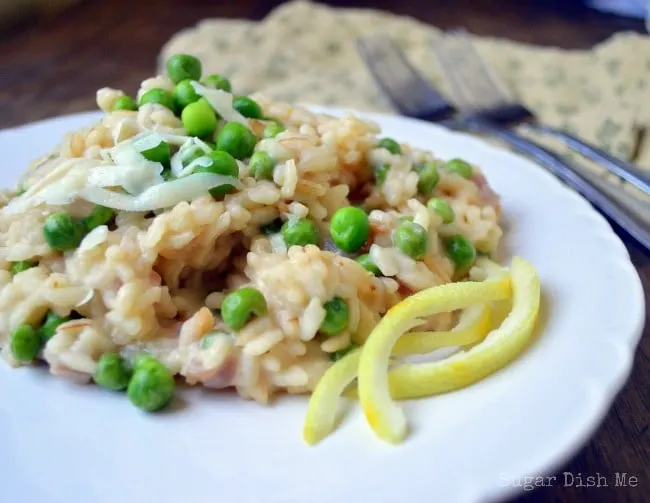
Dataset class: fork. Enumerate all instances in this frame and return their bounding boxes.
[432,30,650,196]
[356,35,650,251]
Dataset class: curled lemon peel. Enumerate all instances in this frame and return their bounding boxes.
[386,257,540,400]
[357,274,513,444]
[391,303,492,357]
[302,257,540,446]
[303,304,492,445]
[303,348,361,445]
[358,256,538,444]
[304,275,510,445]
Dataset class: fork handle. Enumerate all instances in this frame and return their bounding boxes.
[448,118,650,251]
[523,123,650,196]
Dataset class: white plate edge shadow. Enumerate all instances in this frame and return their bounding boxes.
[0,108,646,503]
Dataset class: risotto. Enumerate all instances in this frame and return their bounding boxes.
[0,54,503,412]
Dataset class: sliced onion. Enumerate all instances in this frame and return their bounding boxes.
[80,173,241,212]
[190,82,249,126]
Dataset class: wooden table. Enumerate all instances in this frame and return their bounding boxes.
[0,1,648,501]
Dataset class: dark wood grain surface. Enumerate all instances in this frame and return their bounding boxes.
[0,1,648,502]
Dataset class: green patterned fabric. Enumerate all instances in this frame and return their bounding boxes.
[160,0,650,202]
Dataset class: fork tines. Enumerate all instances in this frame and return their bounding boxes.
[430,31,529,120]
[356,35,454,121]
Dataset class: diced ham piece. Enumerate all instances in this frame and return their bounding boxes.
[471,172,501,212]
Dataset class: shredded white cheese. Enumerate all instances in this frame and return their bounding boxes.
[4,131,241,215]
[177,156,214,178]
[190,82,249,126]
[81,173,241,212]
[170,138,214,177]
[78,225,109,253]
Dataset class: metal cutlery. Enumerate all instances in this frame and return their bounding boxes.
[356,35,454,122]
[355,35,650,251]
[432,30,650,196]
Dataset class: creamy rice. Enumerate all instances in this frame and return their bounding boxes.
[0,72,502,404]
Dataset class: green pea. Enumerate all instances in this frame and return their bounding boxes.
[356,254,381,276]
[417,163,440,195]
[281,218,319,247]
[446,158,473,178]
[43,212,86,251]
[133,353,156,370]
[82,205,115,232]
[138,88,175,111]
[140,139,171,165]
[320,297,350,337]
[393,220,428,260]
[329,342,359,362]
[39,310,70,342]
[373,163,390,185]
[10,260,37,275]
[216,122,257,160]
[203,73,232,92]
[192,150,239,198]
[261,218,283,235]
[445,235,476,271]
[127,358,175,412]
[248,151,275,180]
[377,137,401,155]
[263,122,285,138]
[329,207,370,253]
[10,324,41,363]
[166,54,202,83]
[111,96,138,112]
[172,79,201,110]
[181,98,218,138]
[94,353,132,391]
[221,287,268,330]
[427,198,455,224]
[233,96,263,119]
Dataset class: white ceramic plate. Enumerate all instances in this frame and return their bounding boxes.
[0,109,645,503]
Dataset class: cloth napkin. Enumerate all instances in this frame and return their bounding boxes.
[160,0,650,202]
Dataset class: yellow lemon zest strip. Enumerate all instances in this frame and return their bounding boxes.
[358,274,513,444]
[391,303,492,357]
[303,348,361,445]
[387,257,540,401]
